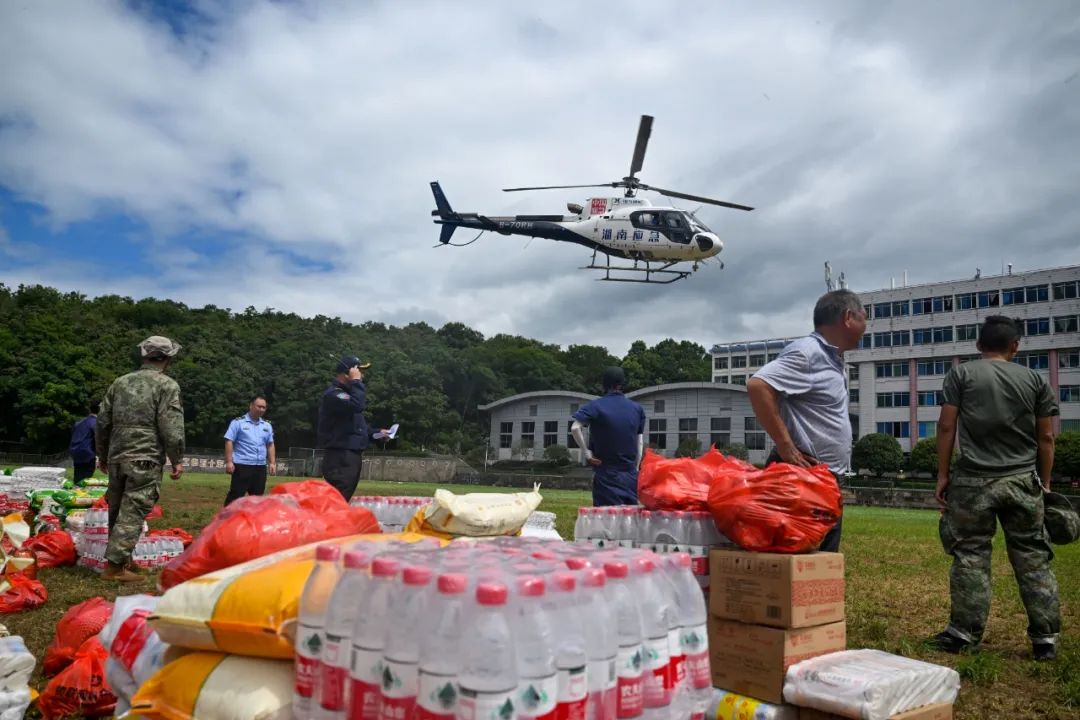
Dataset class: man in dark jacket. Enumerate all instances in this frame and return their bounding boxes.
[317,355,387,500]
[69,401,100,483]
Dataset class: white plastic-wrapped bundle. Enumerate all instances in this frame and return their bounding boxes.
[0,636,35,720]
[521,510,562,539]
[784,650,960,720]
[707,687,798,720]
[99,595,169,714]
[0,688,31,720]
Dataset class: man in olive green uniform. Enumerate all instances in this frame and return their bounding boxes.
[95,336,186,582]
[932,316,1060,661]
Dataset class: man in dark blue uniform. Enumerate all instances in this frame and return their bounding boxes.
[571,367,646,506]
[317,356,387,500]
[69,401,100,484]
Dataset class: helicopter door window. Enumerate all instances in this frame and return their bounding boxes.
[660,212,691,244]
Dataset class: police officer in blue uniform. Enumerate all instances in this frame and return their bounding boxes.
[318,356,386,500]
[223,395,276,505]
[570,367,646,506]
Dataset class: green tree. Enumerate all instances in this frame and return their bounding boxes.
[716,443,749,461]
[1054,431,1080,481]
[675,437,702,457]
[908,436,958,475]
[543,444,571,466]
[852,433,905,476]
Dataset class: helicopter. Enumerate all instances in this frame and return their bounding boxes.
[430,115,753,284]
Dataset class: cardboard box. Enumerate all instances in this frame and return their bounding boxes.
[708,617,846,705]
[798,702,953,720]
[709,549,845,629]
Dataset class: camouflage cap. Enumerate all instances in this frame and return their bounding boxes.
[139,335,182,359]
[1044,491,1080,545]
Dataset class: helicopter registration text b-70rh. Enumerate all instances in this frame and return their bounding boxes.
[429,115,752,285]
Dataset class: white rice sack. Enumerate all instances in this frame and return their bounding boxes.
[130,652,293,720]
[424,484,543,537]
[0,688,31,720]
[784,649,960,720]
[0,636,35,692]
[99,594,169,708]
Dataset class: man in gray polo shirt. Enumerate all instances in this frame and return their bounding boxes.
[747,289,867,552]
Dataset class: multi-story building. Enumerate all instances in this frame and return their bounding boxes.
[710,264,1080,451]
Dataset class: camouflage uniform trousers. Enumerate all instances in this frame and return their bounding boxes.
[104,460,162,566]
[939,470,1060,644]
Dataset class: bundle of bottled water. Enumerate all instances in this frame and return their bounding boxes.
[574,506,733,592]
[69,507,182,572]
[295,537,712,720]
[349,496,432,532]
[1,466,67,494]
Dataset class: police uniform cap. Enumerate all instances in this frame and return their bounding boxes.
[139,335,182,359]
[336,355,372,373]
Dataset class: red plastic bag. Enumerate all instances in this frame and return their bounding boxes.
[159,480,379,590]
[638,448,756,511]
[707,462,842,553]
[146,527,194,547]
[44,596,114,676]
[0,571,47,614]
[23,529,77,569]
[146,504,164,521]
[39,636,117,719]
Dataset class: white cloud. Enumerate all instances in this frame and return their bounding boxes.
[1,0,1078,354]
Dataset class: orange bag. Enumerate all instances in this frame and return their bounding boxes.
[39,636,117,719]
[707,462,842,553]
[23,529,77,568]
[44,596,114,676]
[146,527,194,547]
[159,480,379,590]
[0,572,47,614]
[638,448,756,511]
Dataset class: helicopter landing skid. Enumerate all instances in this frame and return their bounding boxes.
[580,252,693,284]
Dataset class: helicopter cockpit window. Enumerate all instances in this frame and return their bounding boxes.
[686,213,711,233]
[660,211,691,243]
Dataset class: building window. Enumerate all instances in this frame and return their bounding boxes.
[678,418,698,444]
[710,433,731,448]
[714,356,729,370]
[977,290,1000,308]
[732,356,747,368]
[876,421,910,438]
[956,293,976,310]
[520,421,535,449]
[731,375,747,386]
[873,330,910,348]
[499,422,513,449]
[873,300,909,318]
[1062,419,1080,432]
[956,324,978,342]
[744,432,767,450]
[767,353,780,363]
[849,365,859,380]
[648,418,667,449]
[528,404,538,417]
[876,392,911,408]
[917,359,950,376]
[859,335,873,349]
[918,421,938,439]
[1060,386,1080,403]
[711,417,731,432]
[1013,352,1050,370]
[749,354,765,367]
[543,421,558,447]
[913,295,955,314]
[917,391,945,407]
[744,416,763,431]
[933,326,953,343]
[714,375,728,384]
[849,389,860,404]
[912,328,933,345]
[960,355,981,363]
[875,362,909,378]
[1024,318,1050,336]
[570,403,579,415]
[1060,349,1080,369]
[1002,287,1026,306]
[1054,315,1079,334]
[1028,285,1049,303]
[653,400,665,414]
[1052,281,1079,300]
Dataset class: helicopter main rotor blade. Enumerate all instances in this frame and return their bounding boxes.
[502,183,618,192]
[629,115,653,178]
[642,184,754,211]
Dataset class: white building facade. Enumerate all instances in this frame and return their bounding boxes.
[711,264,1080,451]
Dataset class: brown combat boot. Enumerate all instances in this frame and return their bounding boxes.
[102,561,141,583]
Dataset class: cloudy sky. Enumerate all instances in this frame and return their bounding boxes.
[2,0,1078,354]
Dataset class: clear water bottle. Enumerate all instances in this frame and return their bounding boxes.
[617,508,637,548]
[417,573,468,720]
[512,576,558,720]
[603,560,644,720]
[318,549,371,720]
[548,572,589,720]
[578,568,617,720]
[349,556,401,720]
[574,508,590,543]
[295,544,342,720]
[665,553,711,720]
[629,557,672,720]
[637,511,655,552]
[380,565,433,720]
[457,583,518,720]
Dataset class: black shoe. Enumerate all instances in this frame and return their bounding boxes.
[928,631,974,654]
[1033,642,1057,662]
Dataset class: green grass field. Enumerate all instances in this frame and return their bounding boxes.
[4,472,1078,719]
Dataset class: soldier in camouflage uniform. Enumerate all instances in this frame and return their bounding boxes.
[95,336,185,582]
[931,316,1060,661]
